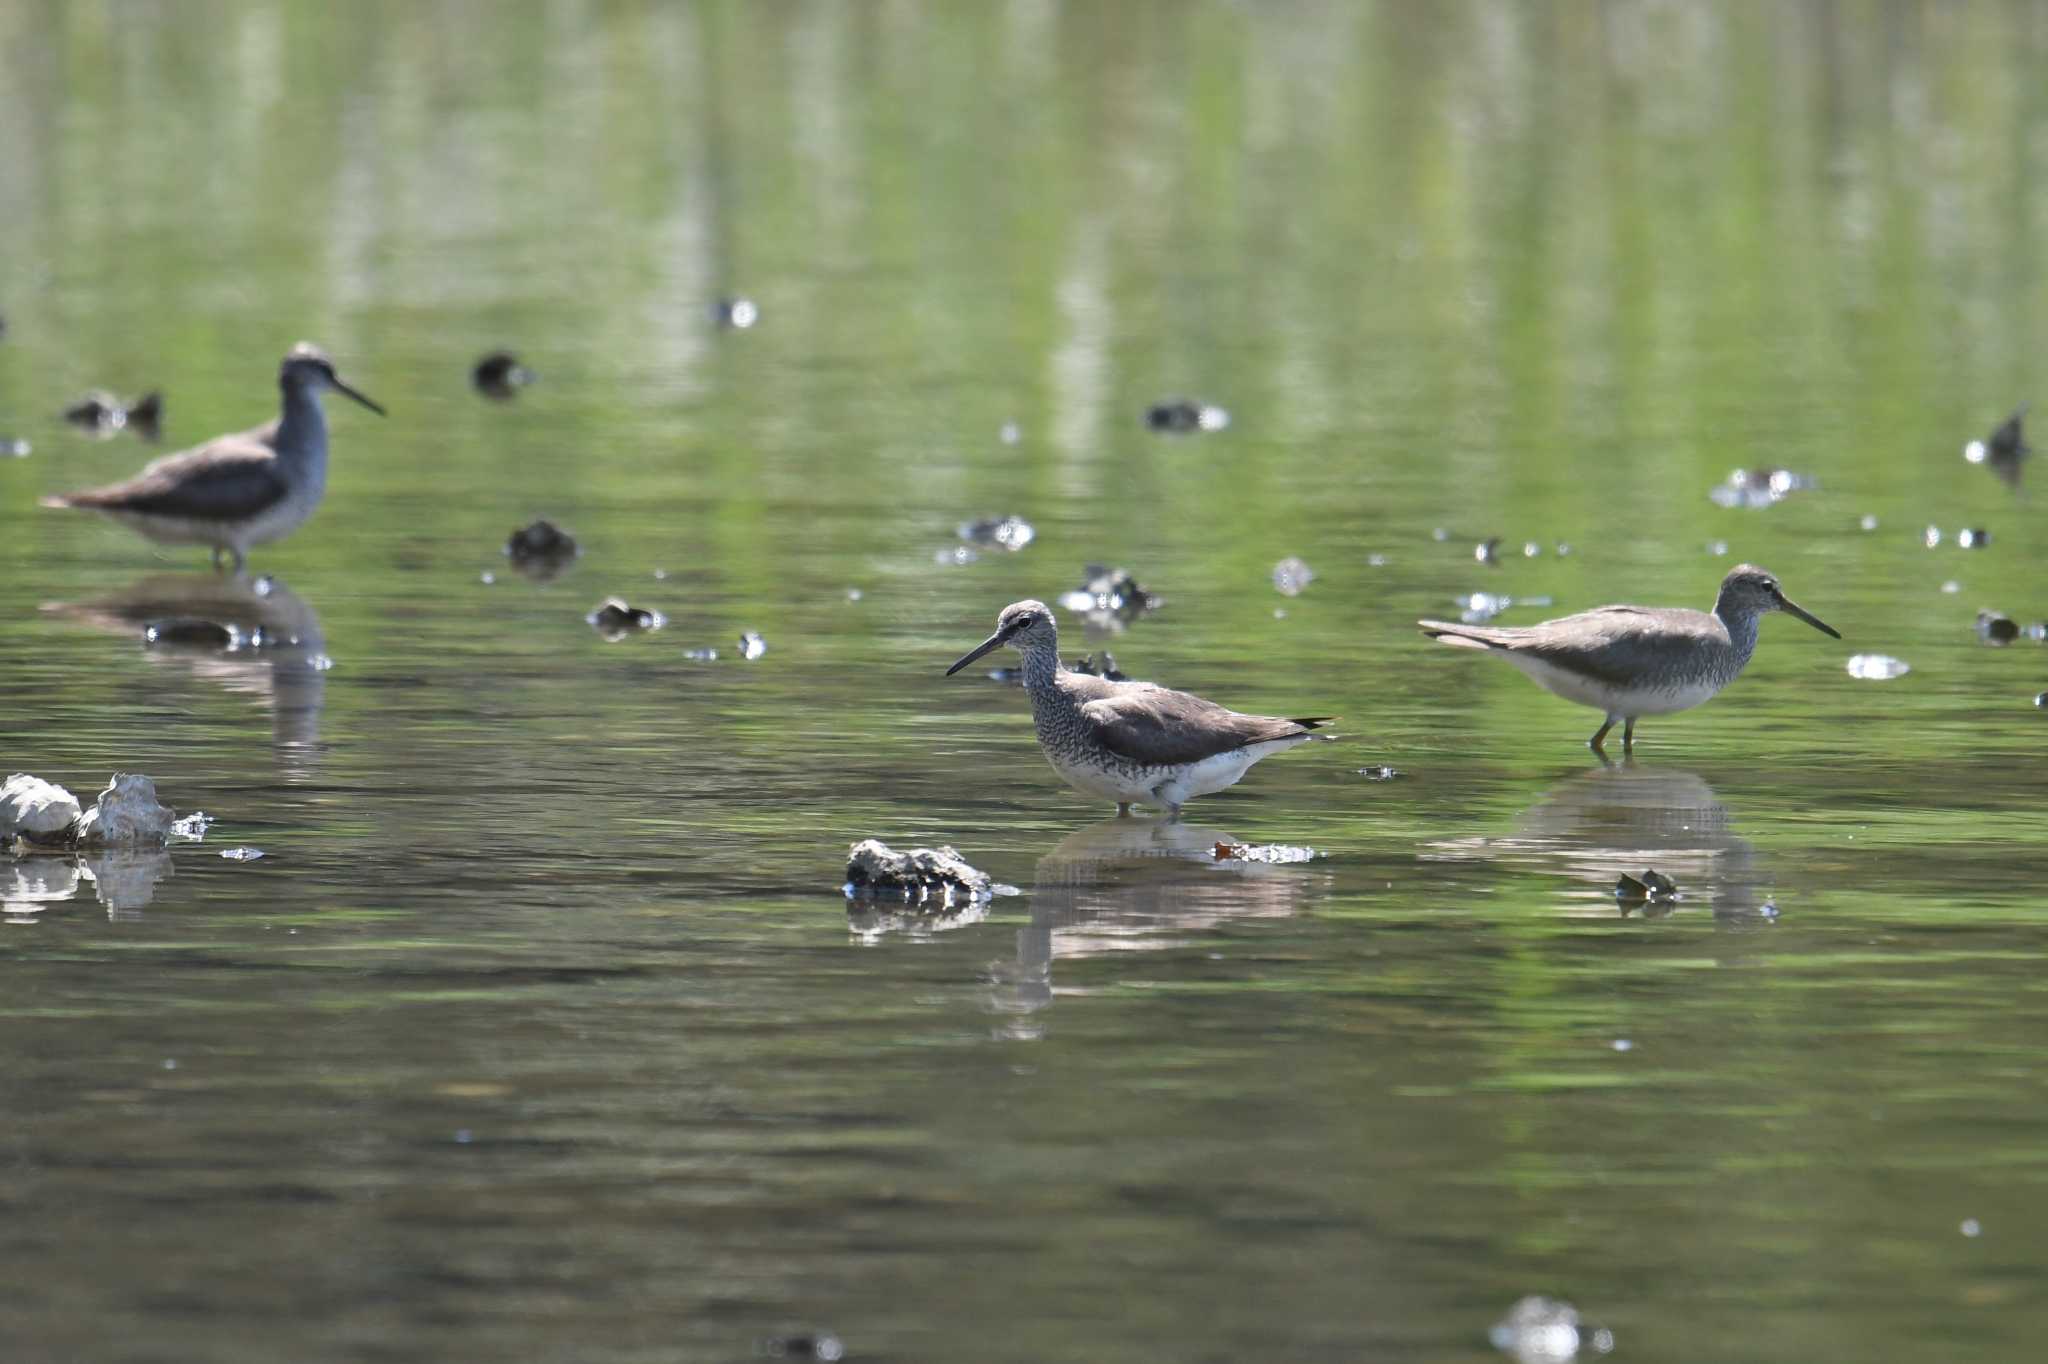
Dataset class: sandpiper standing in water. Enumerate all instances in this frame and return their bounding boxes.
[42,343,384,573]
[1418,565,1840,754]
[947,600,1334,817]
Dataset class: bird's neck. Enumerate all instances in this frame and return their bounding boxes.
[1019,640,1068,710]
[1712,596,1762,670]
[274,383,329,474]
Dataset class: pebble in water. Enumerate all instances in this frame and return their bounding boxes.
[1212,841,1320,864]
[713,296,760,329]
[1358,765,1401,781]
[1964,404,2029,488]
[999,421,1021,445]
[1847,654,1910,680]
[586,598,664,640]
[738,631,767,660]
[1976,610,2019,645]
[1475,536,1501,565]
[1940,580,1961,595]
[505,518,578,565]
[1067,652,1126,681]
[684,647,719,662]
[1957,528,1990,549]
[935,545,980,567]
[1924,526,1943,548]
[1272,556,1315,596]
[1056,565,1160,622]
[1709,467,1812,509]
[1,436,28,457]
[1144,399,1229,433]
[759,1333,845,1361]
[471,350,535,399]
[1961,1218,1983,1238]
[219,847,264,862]
[2036,692,2048,708]
[63,389,162,440]
[1860,514,1879,531]
[1706,539,1729,557]
[169,812,211,841]
[1489,1295,1613,1362]
[957,515,1036,551]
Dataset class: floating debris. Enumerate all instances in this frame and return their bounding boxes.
[935,545,980,567]
[0,436,28,458]
[586,598,664,640]
[1056,565,1160,623]
[738,631,767,660]
[1964,404,2029,488]
[1522,542,1542,558]
[1067,652,1126,681]
[1924,526,1943,549]
[1977,610,2020,646]
[219,846,265,862]
[758,1333,845,1361]
[1940,580,1961,595]
[1610,1039,1634,1052]
[63,389,162,440]
[844,839,1005,904]
[1614,869,1679,904]
[1847,653,1910,680]
[713,296,760,329]
[1475,536,1502,565]
[1958,528,1991,549]
[1212,842,1320,865]
[1489,1296,1612,1363]
[683,647,719,662]
[504,518,579,578]
[1456,592,1553,625]
[1860,514,1879,531]
[2037,692,2048,708]
[845,587,863,602]
[169,812,212,841]
[1706,539,1729,557]
[1272,556,1315,596]
[472,350,535,399]
[1144,398,1229,433]
[1358,765,1401,781]
[144,618,242,650]
[1709,467,1813,509]
[1366,553,1389,568]
[957,515,1036,551]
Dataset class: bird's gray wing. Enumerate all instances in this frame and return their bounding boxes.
[1512,607,1713,689]
[60,435,289,521]
[1075,679,1317,767]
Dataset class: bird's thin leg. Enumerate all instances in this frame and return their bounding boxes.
[1588,715,1616,753]
[1116,802,1132,818]
[211,545,227,574]
[1622,718,1636,751]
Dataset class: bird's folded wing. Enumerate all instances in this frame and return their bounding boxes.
[1079,685,1307,766]
[67,439,290,521]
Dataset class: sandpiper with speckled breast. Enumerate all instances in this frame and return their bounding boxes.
[947,600,1334,817]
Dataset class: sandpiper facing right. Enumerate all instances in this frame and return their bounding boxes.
[1419,565,1840,754]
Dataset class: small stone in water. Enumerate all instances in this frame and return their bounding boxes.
[760,1334,845,1362]
[587,598,664,639]
[1941,580,1961,595]
[714,296,759,329]
[1611,1039,1634,1052]
[1707,539,1729,556]
[845,587,863,602]
[479,571,496,585]
[958,515,1035,551]
[0,436,28,458]
[219,847,264,861]
[1976,610,2019,645]
[1431,527,1450,542]
[1958,527,1990,549]
[1924,525,1942,548]
[738,631,767,660]
[1212,841,1319,864]
[1554,542,1572,556]
[1366,553,1389,567]
[1641,869,1678,896]
[1522,542,1541,558]
[1847,653,1910,680]
[1489,1294,1611,1362]
[999,421,1021,445]
[1475,536,1501,565]
[472,350,536,398]
[1272,556,1315,596]
[1961,1218,1982,1238]
[935,545,980,567]
[1860,514,1879,531]
[1709,466,1813,509]
[2035,692,2048,708]
[144,618,241,650]
[1067,653,1125,681]
[170,812,211,841]
[1144,398,1228,433]
[1359,765,1401,781]
[1057,565,1160,621]
[505,518,578,564]
[684,647,719,662]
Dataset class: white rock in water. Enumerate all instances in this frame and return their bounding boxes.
[0,774,83,840]
[73,774,176,848]
[1846,654,1910,681]
[844,839,994,902]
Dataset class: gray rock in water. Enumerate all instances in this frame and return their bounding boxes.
[1,774,82,843]
[844,839,994,904]
[74,774,175,848]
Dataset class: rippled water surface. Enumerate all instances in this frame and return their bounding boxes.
[3,4,2047,1361]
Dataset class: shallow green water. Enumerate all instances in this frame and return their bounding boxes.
[3,3,2046,1361]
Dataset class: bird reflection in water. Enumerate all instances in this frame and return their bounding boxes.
[43,572,330,770]
[992,816,1325,1037]
[1425,762,1771,922]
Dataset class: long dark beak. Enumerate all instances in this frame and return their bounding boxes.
[333,377,387,416]
[1779,595,1841,639]
[946,627,1013,676]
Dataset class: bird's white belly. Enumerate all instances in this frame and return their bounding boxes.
[1503,653,1723,717]
[108,489,316,551]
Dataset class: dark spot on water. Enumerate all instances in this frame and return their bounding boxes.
[143,618,240,650]
[714,296,759,329]
[1475,536,1501,565]
[473,350,535,398]
[1358,765,1401,781]
[587,598,662,639]
[1976,610,2019,645]
[1068,652,1125,680]
[1958,528,1991,549]
[505,518,578,568]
